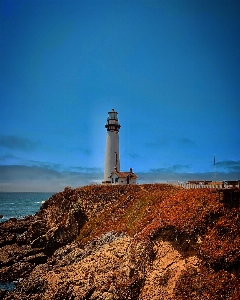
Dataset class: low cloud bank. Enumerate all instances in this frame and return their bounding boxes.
[1,163,239,192]
[0,165,103,192]
[137,170,240,184]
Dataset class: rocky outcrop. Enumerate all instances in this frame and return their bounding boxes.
[0,216,34,247]
[0,187,88,286]
[12,233,145,299]
[0,184,239,299]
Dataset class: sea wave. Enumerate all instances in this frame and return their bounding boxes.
[0,192,54,222]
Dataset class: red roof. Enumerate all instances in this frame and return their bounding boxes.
[109,170,138,179]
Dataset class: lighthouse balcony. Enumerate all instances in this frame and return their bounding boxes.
[105,124,121,131]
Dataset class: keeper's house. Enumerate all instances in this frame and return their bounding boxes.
[109,167,138,185]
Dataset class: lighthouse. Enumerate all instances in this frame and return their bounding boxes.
[103,109,121,183]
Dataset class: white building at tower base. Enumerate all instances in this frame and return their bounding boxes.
[109,167,138,185]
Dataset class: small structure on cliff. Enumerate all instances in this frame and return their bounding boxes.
[109,167,138,185]
[102,109,137,184]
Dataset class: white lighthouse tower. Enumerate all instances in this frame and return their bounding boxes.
[102,109,121,183]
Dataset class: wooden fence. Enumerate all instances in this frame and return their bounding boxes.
[177,183,223,189]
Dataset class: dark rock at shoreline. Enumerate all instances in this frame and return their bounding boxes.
[0,187,88,284]
[0,216,34,247]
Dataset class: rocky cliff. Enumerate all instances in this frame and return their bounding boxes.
[0,184,239,299]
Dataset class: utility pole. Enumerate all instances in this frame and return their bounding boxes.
[214,154,216,182]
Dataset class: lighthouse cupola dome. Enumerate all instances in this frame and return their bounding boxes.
[105,108,121,132]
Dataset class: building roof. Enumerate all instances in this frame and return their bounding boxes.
[109,169,138,179]
[187,180,212,184]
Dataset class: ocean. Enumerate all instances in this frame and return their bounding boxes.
[0,192,55,223]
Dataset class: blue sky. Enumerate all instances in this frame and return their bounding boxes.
[1,0,240,191]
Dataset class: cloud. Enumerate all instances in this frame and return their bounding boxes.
[145,137,168,147]
[125,150,142,159]
[1,161,239,192]
[70,166,102,173]
[24,160,63,170]
[0,156,66,172]
[0,135,40,151]
[0,165,62,181]
[137,162,240,183]
[145,137,196,148]
[150,164,190,173]
[0,154,19,161]
[70,147,92,156]
[216,160,240,172]
[178,138,195,147]
[137,169,240,184]
[0,164,103,192]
